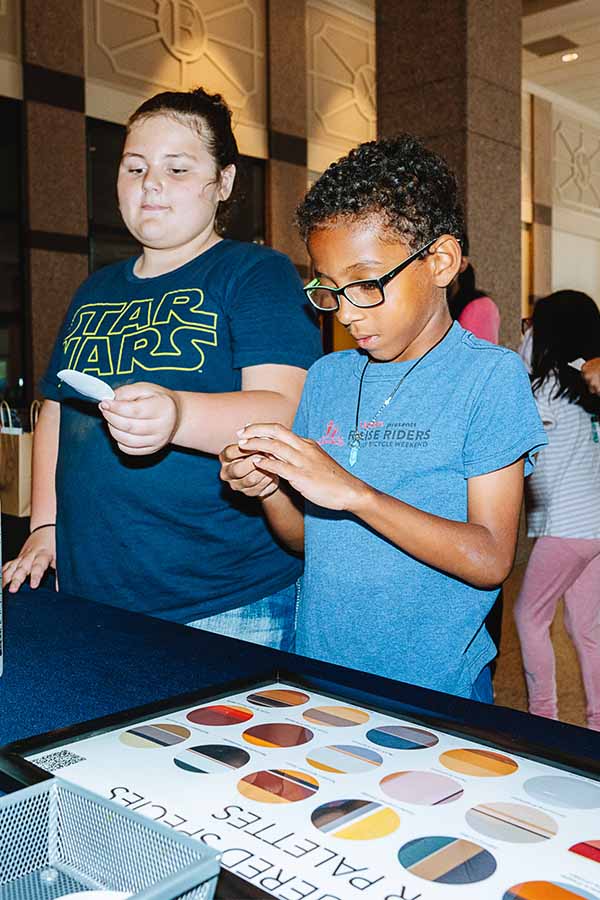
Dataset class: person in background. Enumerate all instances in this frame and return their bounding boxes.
[446,234,500,343]
[514,290,600,731]
[583,357,600,394]
[3,86,322,651]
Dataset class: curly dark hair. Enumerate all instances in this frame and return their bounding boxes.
[297,135,464,249]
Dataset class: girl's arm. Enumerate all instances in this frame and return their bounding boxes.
[98,364,307,456]
[237,424,524,590]
[2,399,60,591]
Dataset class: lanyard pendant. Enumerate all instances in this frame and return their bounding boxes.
[349,438,360,467]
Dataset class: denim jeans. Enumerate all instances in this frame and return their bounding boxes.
[186,581,297,652]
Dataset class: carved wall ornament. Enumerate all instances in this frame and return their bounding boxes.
[88,0,266,128]
[307,2,376,172]
[554,112,600,218]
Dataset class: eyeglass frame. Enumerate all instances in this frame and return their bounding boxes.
[303,235,439,312]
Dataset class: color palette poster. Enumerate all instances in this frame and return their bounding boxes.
[27,683,600,899]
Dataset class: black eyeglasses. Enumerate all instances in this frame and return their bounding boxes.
[303,237,438,312]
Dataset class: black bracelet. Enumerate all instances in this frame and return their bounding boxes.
[30,523,56,535]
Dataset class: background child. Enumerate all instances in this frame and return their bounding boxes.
[221,135,547,700]
[446,233,500,344]
[3,87,321,650]
[514,290,600,730]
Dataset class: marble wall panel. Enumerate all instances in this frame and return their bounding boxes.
[467,132,521,348]
[29,250,89,391]
[466,0,521,93]
[268,0,306,139]
[267,159,309,270]
[23,0,84,76]
[26,103,87,237]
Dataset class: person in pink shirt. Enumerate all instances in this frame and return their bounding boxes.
[447,235,500,344]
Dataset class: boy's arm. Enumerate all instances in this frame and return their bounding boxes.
[98,364,307,456]
[2,399,59,591]
[219,443,305,553]
[237,424,524,590]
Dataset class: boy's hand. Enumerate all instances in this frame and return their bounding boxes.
[2,528,56,593]
[219,443,280,498]
[99,383,180,455]
[237,423,366,511]
[582,358,600,395]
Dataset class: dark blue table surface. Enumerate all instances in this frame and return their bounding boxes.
[2,585,600,779]
[0,585,278,747]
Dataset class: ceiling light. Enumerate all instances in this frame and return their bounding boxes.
[561,51,579,63]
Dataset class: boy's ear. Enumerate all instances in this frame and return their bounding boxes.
[430,235,462,288]
[217,164,236,202]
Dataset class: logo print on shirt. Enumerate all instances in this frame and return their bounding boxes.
[62,288,217,375]
[318,421,345,446]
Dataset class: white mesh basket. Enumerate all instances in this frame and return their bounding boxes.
[0,778,220,900]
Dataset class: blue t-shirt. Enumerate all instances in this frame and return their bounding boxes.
[41,239,322,622]
[293,323,547,697]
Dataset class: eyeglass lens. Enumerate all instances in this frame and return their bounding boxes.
[307,280,383,311]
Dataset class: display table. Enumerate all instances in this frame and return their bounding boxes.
[2,586,600,900]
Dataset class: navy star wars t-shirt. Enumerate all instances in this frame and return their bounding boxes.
[41,239,321,622]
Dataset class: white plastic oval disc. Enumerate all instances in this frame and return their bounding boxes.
[57,369,115,401]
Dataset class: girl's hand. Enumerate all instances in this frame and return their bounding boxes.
[99,383,180,455]
[237,423,366,511]
[2,528,57,593]
[219,443,280,498]
[582,358,600,396]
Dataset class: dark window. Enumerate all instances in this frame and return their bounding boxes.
[87,117,266,274]
[87,118,140,273]
[0,97,24,406]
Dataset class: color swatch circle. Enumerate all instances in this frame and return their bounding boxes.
[306,744,383,775]
[242,723,314,749]
[503,882,600,899]
[311,798,400,841]
[439,748,518,777]
[246,689,310,709]
[238,769,319,804]
[380,770,464,805]
[366,724,439,751]
[173,744,250,774]
[398,835,496,884]
[570,840,600,864]
[186,704,253,727]
[302,706,370,728]
[523,775,600,810]
[119,723,190,749]
[465,802,557,843]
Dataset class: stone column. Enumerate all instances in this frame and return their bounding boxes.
[266,0,309,276]
[376,0,522,348]
[21,0,88,396]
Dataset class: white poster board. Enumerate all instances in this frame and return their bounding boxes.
[27,682,600,900]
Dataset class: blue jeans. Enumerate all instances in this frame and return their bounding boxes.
[470,665,493,703]
[186,581,298,652]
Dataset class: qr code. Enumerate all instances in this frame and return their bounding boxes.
[32,749,85,772]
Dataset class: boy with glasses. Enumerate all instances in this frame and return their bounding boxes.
[220,135,547,702]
